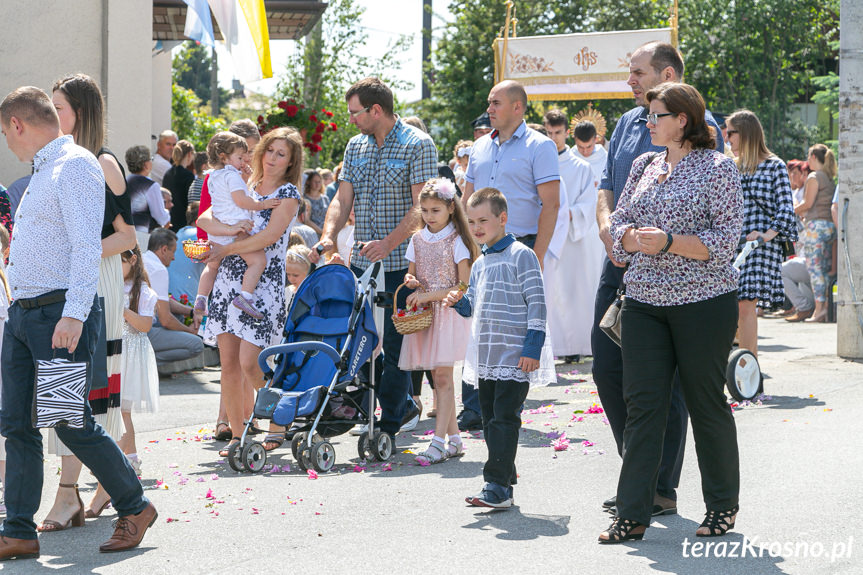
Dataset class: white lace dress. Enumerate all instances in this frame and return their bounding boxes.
[121,281,160,412]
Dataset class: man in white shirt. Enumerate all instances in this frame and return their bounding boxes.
[1,85,156,559]
[149,129,177,185]
[542,110,605,361]
[572,121,608,192]
[143,228,203,364]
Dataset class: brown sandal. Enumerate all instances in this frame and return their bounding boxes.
[214,421,232,441]
[85,497,112,519]
[37,483,85,532]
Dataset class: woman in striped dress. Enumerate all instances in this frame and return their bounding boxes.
[725,110,797,357]
[38,74,136,531]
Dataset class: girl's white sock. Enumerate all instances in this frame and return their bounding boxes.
[241,291,254,301]
[447,433,462,445]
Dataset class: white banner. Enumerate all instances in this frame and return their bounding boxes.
[495,28,674,101]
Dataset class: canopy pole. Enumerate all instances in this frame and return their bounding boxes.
[501,1,513,83]
[670,0,679,48]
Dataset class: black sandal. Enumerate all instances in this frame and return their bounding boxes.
[218,437,241,458]
[696,505,738,537]
[598,517,646,544]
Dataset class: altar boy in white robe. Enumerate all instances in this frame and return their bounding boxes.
[542,111,605,361]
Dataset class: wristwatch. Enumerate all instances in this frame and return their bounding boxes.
[659,232,674,254]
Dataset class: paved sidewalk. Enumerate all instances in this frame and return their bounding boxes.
[3,317,861,574]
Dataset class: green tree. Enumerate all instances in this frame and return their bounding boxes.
[425,0,839,159]
[273,0,413,168]
[172,41,233,115]
[171,83,228,151]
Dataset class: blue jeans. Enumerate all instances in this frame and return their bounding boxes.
[1,294,149,540]
[352,265,413,435]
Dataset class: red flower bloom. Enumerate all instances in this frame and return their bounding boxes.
[311,132,323,143]
[257,115,264,124]
[325,110,334,117]
[330,122,338,131]
[315,123,326,133]
[309,115,318,123]
[286,105,299,117]
[277,101,288,110]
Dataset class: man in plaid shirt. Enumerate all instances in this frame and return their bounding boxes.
[312,77,438,444]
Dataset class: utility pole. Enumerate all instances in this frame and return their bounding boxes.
[837,0,863,357]
[421,0,432,100]
[210,46,219,117]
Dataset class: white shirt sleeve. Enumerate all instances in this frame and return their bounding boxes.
[144,254,170,301]
[138,284,159,317]
[145,181,171,226]
[405,235,416,263]
[227,170,249,196]
[453,236,471,263]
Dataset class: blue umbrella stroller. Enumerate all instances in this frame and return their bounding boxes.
[226,262,391,473]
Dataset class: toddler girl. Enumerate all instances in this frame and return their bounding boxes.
[399,178,478,464]
[194,131,281,320]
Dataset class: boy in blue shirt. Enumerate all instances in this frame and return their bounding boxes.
[445,188,555,508]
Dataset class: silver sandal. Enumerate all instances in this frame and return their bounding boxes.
[416,441,448,465]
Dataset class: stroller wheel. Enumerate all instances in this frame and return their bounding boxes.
[291,432,308,462]
[357,432,374,462]
[297,445,312,471]
[371,431,394,462]
[311,441,336,473]
[241,441,267,473]
[226,441,244,472]
[726,348,763,401]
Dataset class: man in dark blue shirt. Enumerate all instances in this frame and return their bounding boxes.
[592,41,725,518]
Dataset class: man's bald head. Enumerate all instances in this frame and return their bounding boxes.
[633,41,684,81]
[495,80,528,111]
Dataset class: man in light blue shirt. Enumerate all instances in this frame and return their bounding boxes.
[591,42,725,518]
[459,80,560,430]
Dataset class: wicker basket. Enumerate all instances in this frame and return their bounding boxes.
[391,283,433,335]
[182,239,211,262]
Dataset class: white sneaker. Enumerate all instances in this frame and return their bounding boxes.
[349,423,368,436]
[399,414,419,433]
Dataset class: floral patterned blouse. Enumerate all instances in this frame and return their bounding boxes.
[610,149,743,306]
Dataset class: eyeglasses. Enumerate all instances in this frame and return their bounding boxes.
[646,112,675,124]
[348,106,370,119]
[726,130,739,136]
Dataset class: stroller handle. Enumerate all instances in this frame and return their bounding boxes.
[257,341,342,374]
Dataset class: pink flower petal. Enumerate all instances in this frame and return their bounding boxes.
[307,469,318,479]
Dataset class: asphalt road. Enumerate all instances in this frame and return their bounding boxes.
[3,317,861,574]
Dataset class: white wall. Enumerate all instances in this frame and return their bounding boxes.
[152,49,174,154]
[0,0,103,184]
[104,0,153,173]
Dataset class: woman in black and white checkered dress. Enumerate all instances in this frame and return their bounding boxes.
[726,110,797,357]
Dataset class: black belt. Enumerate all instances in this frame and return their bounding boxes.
[515,234,537,244]
[16,290,67,309]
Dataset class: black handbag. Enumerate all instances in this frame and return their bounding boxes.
[599,286,625,347]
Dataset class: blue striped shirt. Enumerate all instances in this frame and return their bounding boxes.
[601,106,724,206]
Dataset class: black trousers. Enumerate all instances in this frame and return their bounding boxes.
[591,258,688,499]
[478,378,530,488]
[410,370,434,396]
[616,291,740,525]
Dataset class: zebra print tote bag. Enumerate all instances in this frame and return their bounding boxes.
[32,357,90,429]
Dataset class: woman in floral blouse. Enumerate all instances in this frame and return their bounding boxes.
[600,83,743,544]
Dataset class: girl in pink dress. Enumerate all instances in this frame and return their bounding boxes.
[399,178,478,464]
